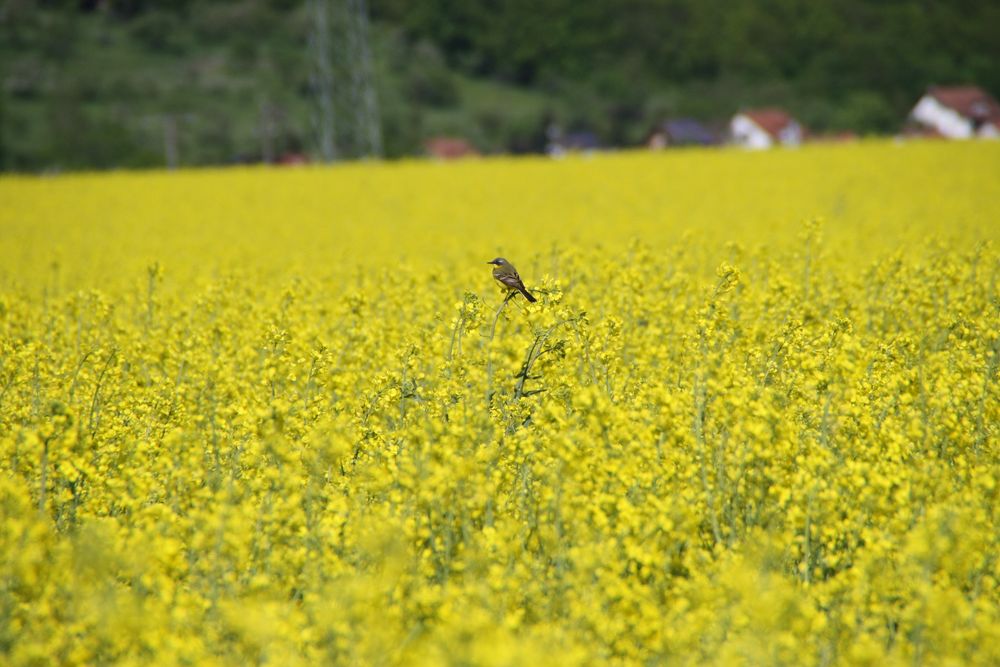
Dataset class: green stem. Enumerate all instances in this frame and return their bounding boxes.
[485,292,515,407]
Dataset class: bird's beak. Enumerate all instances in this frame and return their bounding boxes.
[486,261,494,265]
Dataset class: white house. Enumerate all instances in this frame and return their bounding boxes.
[909,86,1000,139]
[730,108,803,149]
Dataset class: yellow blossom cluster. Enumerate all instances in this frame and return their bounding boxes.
[1,140,998,665]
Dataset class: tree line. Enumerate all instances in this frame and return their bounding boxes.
[1,0,996,170]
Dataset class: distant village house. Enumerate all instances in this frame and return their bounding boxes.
[647,119,718,149]
[424,137,479,160]
[730,108,803,149]
[908,86,1000,139]
[546,128,601,157]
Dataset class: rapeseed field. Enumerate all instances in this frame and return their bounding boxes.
[1,140,999,665]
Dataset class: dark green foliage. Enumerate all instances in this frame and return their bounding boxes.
[373,0,1000,96]
[404,41,459,109]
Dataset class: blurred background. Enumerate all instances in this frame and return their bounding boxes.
[1,0,998,171]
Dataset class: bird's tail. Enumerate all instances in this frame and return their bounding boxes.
[519,287,537,303]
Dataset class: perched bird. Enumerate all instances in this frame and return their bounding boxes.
[487,257,537,303]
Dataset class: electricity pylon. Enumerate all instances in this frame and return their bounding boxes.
[347,0,382,158]
[307,0,337,162]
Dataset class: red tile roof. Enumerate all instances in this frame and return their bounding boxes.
[742,108,796,138]
[424,137,479,160]
[928,86,1000,122]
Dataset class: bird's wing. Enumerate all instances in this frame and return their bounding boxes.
[496,272,525,289]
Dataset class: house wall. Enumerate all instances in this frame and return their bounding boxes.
[730,114,772,149]
[977,123,999,139]
[778,122,803,147]
[911,95,973,138]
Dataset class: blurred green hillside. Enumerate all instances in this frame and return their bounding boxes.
[1,0,997,171]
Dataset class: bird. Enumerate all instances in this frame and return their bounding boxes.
[487,257,537,302]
